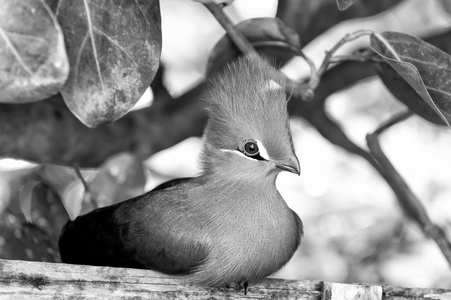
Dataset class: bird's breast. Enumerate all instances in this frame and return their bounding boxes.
[188,184,301,286]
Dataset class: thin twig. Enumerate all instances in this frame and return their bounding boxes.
[329,53,383,64]
[316,30,374,82]
[203,3,314,100]
[297,49,318,93]
[366,111,451,267]
[74,166,98,209]
[203,3,257,55]
[373,110,413,135]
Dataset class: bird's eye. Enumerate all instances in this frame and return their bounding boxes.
[244,141,259,156]
[237,139,267,161]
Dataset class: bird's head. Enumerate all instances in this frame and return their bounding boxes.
[201,54,300,179]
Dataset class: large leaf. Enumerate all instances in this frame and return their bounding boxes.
[206,17,301,76]
[47,0,162,127]
[375,64,445,126]
[0,0,69,103]
[370,31,451,127]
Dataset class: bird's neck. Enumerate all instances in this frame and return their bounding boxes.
[199,142,278,185]
[197,143,282,211]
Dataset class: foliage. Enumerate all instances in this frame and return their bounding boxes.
[0,0,161,127]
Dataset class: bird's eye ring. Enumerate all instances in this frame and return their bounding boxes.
[244,141,259,156]
[237,139,267,161]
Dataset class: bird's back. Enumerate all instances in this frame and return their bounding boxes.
[59,177,209,274]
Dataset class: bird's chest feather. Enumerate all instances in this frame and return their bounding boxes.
[188,182,300,286]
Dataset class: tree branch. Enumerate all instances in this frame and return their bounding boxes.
[0,59,377,168]
[0,84,207,168]
[366,112,451,266]
[204,2,313,100]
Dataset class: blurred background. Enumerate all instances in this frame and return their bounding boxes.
[1,0,451,288]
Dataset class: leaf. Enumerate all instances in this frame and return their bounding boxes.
[61,180,84,220]
[206,17,301,76]
[38,164,78,196]
[375,63,445,126]
[336,0,358,11]
[88,152,146,208]
[18,180,40,223]
[49,0,162,127]
[0,0,69,103]
[370,32,451,127]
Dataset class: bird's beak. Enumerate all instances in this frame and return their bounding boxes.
[275,154,300,175]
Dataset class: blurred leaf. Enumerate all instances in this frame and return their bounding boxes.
[18,180,40,223]
[88,152,146,209]
[0,181,67,262]
[38,164,78,197]
[37,154,146,218]
[47,0,162,127]
[207,17,301,75]
[0,178,10,215]
[61,180,84,220]
[371,32,451,127]
[441,0,451,15]
[0,0,69,103]
[336,0,358,11]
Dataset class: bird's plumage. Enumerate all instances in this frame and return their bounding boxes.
[203,55,295,165]
[59,54,303,287]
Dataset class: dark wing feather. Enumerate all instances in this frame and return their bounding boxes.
[151,177,193,191]
[59,177,208,274]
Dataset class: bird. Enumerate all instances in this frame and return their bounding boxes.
[58,54,303,291]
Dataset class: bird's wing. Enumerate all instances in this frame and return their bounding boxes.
[59,177,209,274]
[151,177,193,191]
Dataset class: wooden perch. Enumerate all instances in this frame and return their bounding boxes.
[1,259,450,299]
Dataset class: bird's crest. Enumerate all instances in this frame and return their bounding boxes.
[203,54,294,162]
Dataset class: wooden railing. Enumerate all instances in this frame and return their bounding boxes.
[1,259,450,299]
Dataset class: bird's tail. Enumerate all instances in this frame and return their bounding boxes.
[58,204,144,269]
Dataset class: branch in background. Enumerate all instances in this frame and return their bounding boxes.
[366,112,451,266]
[315,30,374,83]
[204,2,314,100]
[0,82,207,168]
[289,60,451,266]
[372,110,413,135]
[0,60,376,168]
[289,60,377,110]
[73,166,97,209]
[276,0,403,46]
[203,3,256,55]
[0,0,428,168]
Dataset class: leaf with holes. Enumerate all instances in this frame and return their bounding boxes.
[47,0,162,127]
[206,17,301,76]
[0,0,69,103]
[336,0,358,11]
[370,31,451,127]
